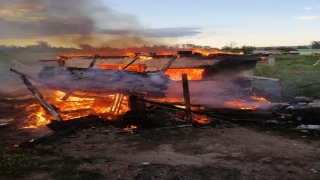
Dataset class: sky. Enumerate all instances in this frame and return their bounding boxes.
[0,0,319,48]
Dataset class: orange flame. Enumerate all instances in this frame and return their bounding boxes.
[57,53,93,61]
[138,55,153,61]
[165,68,204,81]
[192,47,244,56]
[250,95,271,103]
[224,100,259,110]
[23,90,130,128]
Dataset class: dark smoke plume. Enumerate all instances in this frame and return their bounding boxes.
[0,0,200,47]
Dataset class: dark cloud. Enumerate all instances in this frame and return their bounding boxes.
[0,0,201,42]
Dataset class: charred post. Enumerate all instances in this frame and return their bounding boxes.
[128,95,139,110]
[182,74,192,124]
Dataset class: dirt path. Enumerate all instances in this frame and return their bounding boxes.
[43,125,320,180]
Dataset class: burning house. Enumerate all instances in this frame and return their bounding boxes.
[9,47,277,130]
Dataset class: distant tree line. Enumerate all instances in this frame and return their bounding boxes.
[0,41,80,53]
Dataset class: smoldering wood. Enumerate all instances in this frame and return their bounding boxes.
[19,115,105,147]
[46,115,104,131]
[20,76,63,121]
[128,95,139,110]
[137,98,233,122]
[123,109,185,128]
[182,74,192,123]
[36,66,171,97]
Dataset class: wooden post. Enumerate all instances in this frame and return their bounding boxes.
[128,95,139,110]
[182,74,192,124]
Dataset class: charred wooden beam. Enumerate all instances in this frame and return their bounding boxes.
[122,58,138,70]
[137,98,233,122]
[20,76,63,121]
[88,54,99,68]
[182,74,192,124]
[61,91,73,101]
[160,56,177,72]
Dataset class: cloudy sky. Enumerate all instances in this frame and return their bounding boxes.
[0,0,319,48]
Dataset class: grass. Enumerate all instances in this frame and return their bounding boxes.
[0,145,111,179]
[254,55,320,101]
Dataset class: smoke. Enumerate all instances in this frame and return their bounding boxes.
[0,0,201,47]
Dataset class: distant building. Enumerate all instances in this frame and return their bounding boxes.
[296,49,320,55]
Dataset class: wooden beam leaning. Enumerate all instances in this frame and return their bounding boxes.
[160,55,177,72]
[88,54,99,68]
[20,76,63,121]
[182,74,192,124]
[122,58,138,70]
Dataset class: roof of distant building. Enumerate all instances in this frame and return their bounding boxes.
[296,49,320,52]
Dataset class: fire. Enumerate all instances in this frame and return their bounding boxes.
[23,90,130,128]
[138,55,153,61]
[192,113,211,125]
[192,47,244,56]
[99,64,146,72]
[57,53,93,61]
[224,100,259,110]
[21,104,51,129]
[224,96,270,110]
[165,68,204,81]
[250,95,271,103]
[124,125,138,131]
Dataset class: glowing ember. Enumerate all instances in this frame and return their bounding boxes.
[192,114,211,125]
[240,105,259,110]
[57,53,93,61]
[99,64,146,72]
[138,55,153,61]
[124,125,138,130]
[192,47,244,56]
[165,68,204,81]
[224,100,259,110]
[250,95,271,103]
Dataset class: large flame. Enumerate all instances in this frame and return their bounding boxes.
[165,68,204,81]
[23,90,130,128]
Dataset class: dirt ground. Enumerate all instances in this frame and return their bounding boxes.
[1,98,320,180]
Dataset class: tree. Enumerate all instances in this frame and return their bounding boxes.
[296,46,309,49]
[36,41,51,48]
[240,46,256,54]
[275,47,296,52]
[311,41,320,49]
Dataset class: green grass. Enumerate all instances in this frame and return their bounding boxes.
[0,145,109,179]
[254,55,320,101]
